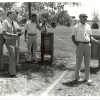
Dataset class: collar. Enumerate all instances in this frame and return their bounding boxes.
[79,22,86,26]
[6,17,13,24]
[30,20,36,23]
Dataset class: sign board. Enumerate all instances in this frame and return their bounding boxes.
[41,32,54,63]
[91,35,100,59]
[91,35,100,67]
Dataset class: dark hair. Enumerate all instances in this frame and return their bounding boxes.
[7,11,12,17]
[7,11,18,17]
[31,13,37,17]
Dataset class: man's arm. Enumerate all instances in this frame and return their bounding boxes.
[36,21,41,30]
[90,36,100,44]
[24,30,27,42]
[72,35,79,46]
[46,22,51,28]
[3,31,18,37]
[71,25,79,46]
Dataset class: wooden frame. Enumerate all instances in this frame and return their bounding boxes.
[91,35,100,67]
[41,32,54,63]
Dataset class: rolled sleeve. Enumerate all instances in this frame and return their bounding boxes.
[2,20,7,32]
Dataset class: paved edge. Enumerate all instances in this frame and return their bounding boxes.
[40,70,68,96]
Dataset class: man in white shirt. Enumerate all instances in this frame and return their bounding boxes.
[72,14,100,86]
[13,11,22,68]
[40,18,51,33]
[24,13,41,63]
[2,11,20,77]
[0,7,5,70]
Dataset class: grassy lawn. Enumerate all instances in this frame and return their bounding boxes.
[1,24,100,96]
[48,26,100,96]
[1,25,68,96]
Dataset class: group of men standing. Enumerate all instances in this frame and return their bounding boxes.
[0,8,22,78]
[0,7,51,78]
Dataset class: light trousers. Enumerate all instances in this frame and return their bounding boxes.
[75,43,91,80]
[0,34,4,69]
[27,35,38,61]
[5,39,16,75]
[15,37,20,66]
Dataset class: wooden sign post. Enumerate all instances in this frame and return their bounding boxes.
[41,32,54,63]
[91,35,100,67]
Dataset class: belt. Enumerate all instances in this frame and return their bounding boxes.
[28,34,37,36]
[78,41,90,44]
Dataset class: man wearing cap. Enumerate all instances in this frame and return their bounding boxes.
[2,11,20,77]
[72,13,100,86]
[24,13,41,63]
[0,7,5,70]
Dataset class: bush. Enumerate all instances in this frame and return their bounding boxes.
[51,21,57,28]
[91,22,99,29]
[66,22,71,27]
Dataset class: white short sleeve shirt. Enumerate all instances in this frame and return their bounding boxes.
[24,20,37,34]
[72,22,92,42]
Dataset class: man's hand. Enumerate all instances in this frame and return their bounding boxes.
[96,40,100,44]
[13,34,19,38]
[24,38,27,42]
[17,32,22,36]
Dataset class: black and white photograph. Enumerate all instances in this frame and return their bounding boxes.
[0,0,100,99]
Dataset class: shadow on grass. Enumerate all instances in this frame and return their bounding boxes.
[3,51,67,80]
[62,80,85,87]
[80,66,100,74]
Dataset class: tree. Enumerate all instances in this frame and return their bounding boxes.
[91,8,99,29]
[91,8,99,22]
[0,2,16,11]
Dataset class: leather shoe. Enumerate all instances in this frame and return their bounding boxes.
[84,79,95,86]
[9,75,18,78]
[74,78,82,82]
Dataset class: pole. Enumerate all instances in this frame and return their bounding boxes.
[28,2,31,20]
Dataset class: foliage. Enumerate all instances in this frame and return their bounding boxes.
[54,10,72,25]
[91,21,99,29]
[0,2,81,25]
[91,8,99,22]
[0,2,16,11]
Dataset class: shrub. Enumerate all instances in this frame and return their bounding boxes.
[91,22,99,29]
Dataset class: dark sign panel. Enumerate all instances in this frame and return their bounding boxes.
[41,32,54,63]
[91,35,100,60]
[44,36,51,52]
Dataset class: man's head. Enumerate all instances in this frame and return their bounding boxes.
[31,13,37,22]
[79,14,88,24]
[42,18,46,23]
[7,10,18,21]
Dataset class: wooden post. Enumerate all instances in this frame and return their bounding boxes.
[28,2,31,20]
[41,32,54,63]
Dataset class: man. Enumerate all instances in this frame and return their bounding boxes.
[40,18,51,33]
[13,11,22,68]
[0,7,5,70]
[24,13,41,63]
[2,11,20,77]
[72,13,100,86]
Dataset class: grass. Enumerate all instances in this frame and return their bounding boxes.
[1,25,68,96]
[48,26,100,96]
[2,24,100,96]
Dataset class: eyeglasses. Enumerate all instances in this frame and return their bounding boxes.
[82,16,88,18]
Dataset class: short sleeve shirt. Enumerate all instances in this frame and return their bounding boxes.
[72,22,92,42]
[24,20,37,34]
[2,17,19,39]
[0,20,3,34]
